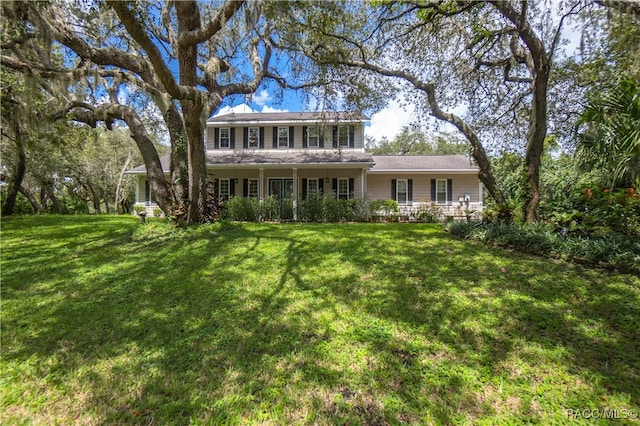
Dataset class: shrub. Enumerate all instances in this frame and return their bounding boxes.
[258,197,281,221]
[445,221,640,274]
[222,196,259,221]
[298,195,324,222]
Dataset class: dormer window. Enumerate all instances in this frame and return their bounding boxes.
[278,127,289,148]
[219,128,230,149]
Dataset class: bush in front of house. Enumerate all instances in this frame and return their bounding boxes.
[445,221,640,274]
[222,196,260,221]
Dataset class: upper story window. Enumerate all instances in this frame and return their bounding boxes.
[248,127,259,148]
[307,126,320,148]
[337,126,350,148]
[219,128,230,149]
[278,127,289,148]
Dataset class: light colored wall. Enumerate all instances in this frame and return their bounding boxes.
[205,124,365,150]
[367,173,480,203]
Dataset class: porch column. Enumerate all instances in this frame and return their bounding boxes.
[478,180,484,210]
[259,168,265,201]
[361,168,367,198]
[135,176,140,205]
[292,167,298,221]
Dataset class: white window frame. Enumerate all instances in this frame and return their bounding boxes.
[307,126,320,148]
[219,127,230,149]
[278,127,289,148]
[337,126,350,148]
[248,178,258,198]
[337,178,349,200]
[307,178,319,197]
[396,179,408,205]
[219,178,230,200]
[436,179,447,205]
[248,127,259,148]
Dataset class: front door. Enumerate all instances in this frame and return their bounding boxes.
[268,178,294,201]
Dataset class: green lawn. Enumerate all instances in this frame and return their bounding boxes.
[1,216,639,425]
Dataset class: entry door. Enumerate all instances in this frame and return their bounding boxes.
[268,178,294,201]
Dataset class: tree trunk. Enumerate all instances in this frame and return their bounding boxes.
[48,185,62,213]
[115,152,133,214]
[166,103,188,203]
[2,123,27,216]
[176,1,207,224]
[18,185,43,213]
[85,179,101,213]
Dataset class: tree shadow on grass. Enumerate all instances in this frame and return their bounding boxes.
[2,219,639,424]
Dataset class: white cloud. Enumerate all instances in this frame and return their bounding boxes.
[252,89,272,107]
[261,105,289,113]
[365,101,415,141]
[213,104,257,116]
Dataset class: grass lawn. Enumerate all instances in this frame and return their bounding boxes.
[1,215,639,425]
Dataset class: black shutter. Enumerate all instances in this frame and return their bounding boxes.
[302,126,308,148]
[259,127,265,149]
[332,126,338,148]
[408,179,413,202]
[230,179,236,196]
[145,180,150,205]
[431,179,436,202]
[243,127,249,149]
[302,178,307,199]
[319,132,324,148]
[230,128,235,149]
[391,179,397,201]
[318,178,324,193]
[289,126,294,148]
[214,128,219,149]
[243,179,248,197]
[447,179,453,205]
[349,178,355,199]
[349,126,355,148]
[332,178,338,196]
[273,127,278,148]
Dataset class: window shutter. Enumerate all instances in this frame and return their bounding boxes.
[391,179,397,201]
[408,179,413,203]
[349,178,355,199]
[302,126,308,148]
[301,178,307,199]
[447,179,453,205]
[349,126,355,148]
[332,178,338,196]
[431,179,436,201]
[145,180,150,204]
[259,127,265,149]
[243,127,248,149]
[318,178,324,193]
[319,132,324,148]
[214,128,220,149]
[273,127,278,148]
[243,179,248,197]
[230,179,236,196]
[230,128,235,149]
[213,179,219,199]
[289,126,294,148]
[332,126,338,148]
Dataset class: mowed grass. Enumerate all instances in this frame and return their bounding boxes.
[1,215,639,425]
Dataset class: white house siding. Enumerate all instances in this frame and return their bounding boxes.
[367,173,480,203]
[206,167,366,199]
[205,124,365,151]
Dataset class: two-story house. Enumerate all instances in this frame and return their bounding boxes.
[129,111,483,218]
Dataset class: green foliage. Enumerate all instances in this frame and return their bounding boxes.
[258,196,281,221]
[369,199,398,216]
[366,127,468,155]
[298,195,324,222]
[222,196,260,222]
[446,221,640,274]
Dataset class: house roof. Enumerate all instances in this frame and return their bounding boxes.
[128,153,478,173]
[369,155,478,173]
[206,151,374,168]
[207,111,369,124]
[127,151,374,173]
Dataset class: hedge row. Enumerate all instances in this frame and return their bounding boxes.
[445,221,640,275]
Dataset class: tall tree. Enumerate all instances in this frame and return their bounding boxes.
[2,0,276,223]
[272,0,587,221]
